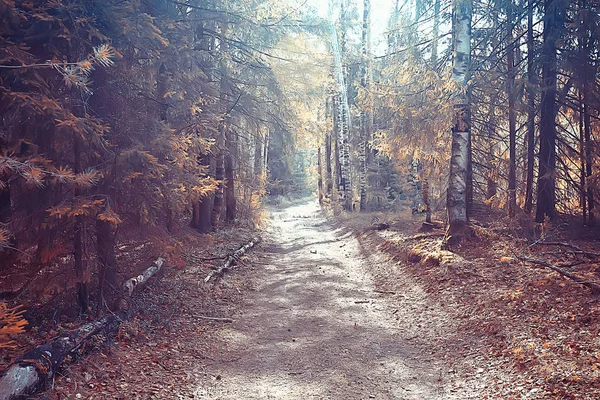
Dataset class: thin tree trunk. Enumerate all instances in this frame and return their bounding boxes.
[211,22,228,228]
[191,153,213,233]
[330,21,353,212]
[524,0,536,213]
[535,0,562,222]
[96,211,117,307]
[72,99,88,313]
[254,128,263,179]
[431,0,441,67]
[507,0,517,217]
[447,0,472,238]
[224,125,236,223]
[486,105,498,200]
[318,146,324,205]
[583,0,595,225]
[332,92,341,204]
[579,92,587,224]
[423,177,431,223]
[584,90,594,225]
[359,0,372,211]
[325,130,333,197]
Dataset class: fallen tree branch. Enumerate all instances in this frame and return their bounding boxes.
[0,257,166,400]
[122,257,164,295]
[204,237,261,283]
[517,255,600,296]
[537,241,600,258]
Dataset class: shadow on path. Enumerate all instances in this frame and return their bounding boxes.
[194,200,457,399]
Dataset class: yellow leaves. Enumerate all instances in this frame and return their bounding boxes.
[0,303,27,350]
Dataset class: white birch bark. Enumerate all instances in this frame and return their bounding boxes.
[330,21,353,212]
[359,0,372,212]
[447,0,472,236]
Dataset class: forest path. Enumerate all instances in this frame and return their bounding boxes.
[195,199,477,399]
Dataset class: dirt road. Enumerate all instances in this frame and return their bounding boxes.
[195,200,481,399]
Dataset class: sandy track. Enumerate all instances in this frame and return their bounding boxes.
[193,200,481,399]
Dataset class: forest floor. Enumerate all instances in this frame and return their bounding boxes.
[5,198,600,399]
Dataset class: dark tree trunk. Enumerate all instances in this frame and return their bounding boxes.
[254,130,263,178]
[535,0,563,222]
[507,0,517,217]
[224,132,236,223]
[212,144,224,228]
[584,91,594,225]
[582,0,595,225]
[157,63,169,122]
[579,92,587,224]
[318,146,324,205]
[73,116,89,313]
[212,22,228,228]
[524,0,536,214]
[96,213,117,307]
[325,131,333,197]
[191,154,213,233]
[423,177,431,223]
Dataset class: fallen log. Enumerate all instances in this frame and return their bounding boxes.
[0,316,120,400]
[122,257,165,295]
[0,257,165,400]
[204,237,261,283]
[517,255,600,296]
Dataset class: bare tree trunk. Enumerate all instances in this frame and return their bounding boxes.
[330,20,353,212]
[254,127,263,179]
[524,0,536,214]
[423,177,431,223]
[191,153,213,233]
[96,212,117,307]
[332,92,342,204]
[224,124,236,223]
[72,97,88,313]
[447,0,472,239]
[431,0,441,67]
[507,0,517,217]
[584,89,594,225]
[359,0,372,212]
[325,130,333,197]
[318,146,324,205]
[212,22,228,228]
[579,91,587,224]
[583,0,595,225]
[535,0,563,222]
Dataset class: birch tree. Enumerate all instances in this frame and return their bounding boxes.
[330,15,354,212]
[358,0,372,211]
[447,0,472,239]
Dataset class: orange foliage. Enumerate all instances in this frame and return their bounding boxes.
[0,302,27,349]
